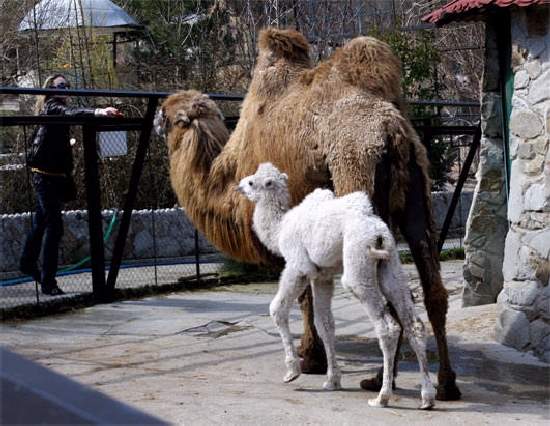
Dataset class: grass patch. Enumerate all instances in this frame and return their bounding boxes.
[399,246,464,264]
[218,259,280,282]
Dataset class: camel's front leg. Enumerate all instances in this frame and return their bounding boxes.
[270,266,309,383]
[311,276,341,390]
[297,285,328,374]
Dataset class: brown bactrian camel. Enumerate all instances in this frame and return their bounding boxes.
[156,28,461,401]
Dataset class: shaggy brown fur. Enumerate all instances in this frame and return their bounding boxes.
[161,28,460,400]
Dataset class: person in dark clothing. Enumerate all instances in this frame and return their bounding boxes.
[20,74,121,295]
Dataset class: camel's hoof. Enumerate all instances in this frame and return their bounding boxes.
[359,376,396,392]
[322,379,342,391]
[436,381,461,401]
[299,357,327,375]
[367,396,389,408]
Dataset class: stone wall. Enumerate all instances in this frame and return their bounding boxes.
[462,20,509,307]
[496,6,550,362]
[0,192,472,274]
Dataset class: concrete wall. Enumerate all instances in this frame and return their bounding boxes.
[0,191,472,274]
[496,6,550,362]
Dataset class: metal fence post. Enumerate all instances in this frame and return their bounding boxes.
[438,124,481,253]
[106,97,158,292]
[82,124,107,301]
[194,230,201,283]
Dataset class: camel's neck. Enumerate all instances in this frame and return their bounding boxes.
[252,194,289,257]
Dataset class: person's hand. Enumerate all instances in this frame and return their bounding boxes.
[96,107,123,117]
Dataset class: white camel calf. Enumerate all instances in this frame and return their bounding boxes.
[238,162,435,410]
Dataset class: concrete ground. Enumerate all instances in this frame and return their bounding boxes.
[1,260,549,425]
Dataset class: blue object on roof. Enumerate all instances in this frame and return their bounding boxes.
[19,0,143,33]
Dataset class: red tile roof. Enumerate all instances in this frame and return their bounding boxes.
[422,0,549,25]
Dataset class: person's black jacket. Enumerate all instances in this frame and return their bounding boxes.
[29,97,96,174]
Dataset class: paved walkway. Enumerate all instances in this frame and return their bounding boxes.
[2,260,548,425]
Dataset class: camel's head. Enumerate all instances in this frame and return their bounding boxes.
[155,90,224,142]
[238,162,288,204]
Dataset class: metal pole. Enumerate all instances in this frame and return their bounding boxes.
[106,97,158,292]
[82,124,107,301]
[22,125,40,305]
[194,230,201,283]
[438,124,481,253]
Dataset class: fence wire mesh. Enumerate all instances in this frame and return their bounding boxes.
[0,93,228,311]
[1,91,478,313]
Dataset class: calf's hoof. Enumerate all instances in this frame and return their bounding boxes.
[283,360,301,383]
[436,375,461,401]
[420,399,435,410]
[284,370,301,383]
[322,378,342,391]
[367,395,390,408]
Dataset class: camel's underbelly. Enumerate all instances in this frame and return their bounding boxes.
[306,239,343,268]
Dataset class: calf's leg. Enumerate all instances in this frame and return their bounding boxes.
[311,276,341,390]
[270,266,309,383]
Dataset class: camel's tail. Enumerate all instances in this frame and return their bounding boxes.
[367,246,391,261]
[367,228,395,261]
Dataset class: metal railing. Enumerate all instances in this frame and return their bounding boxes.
[0,86,479,313]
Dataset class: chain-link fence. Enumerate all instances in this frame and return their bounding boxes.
[0,88,243,312]
[1,88,479,313]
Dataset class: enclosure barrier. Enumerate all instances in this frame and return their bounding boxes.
[0,86,479,312]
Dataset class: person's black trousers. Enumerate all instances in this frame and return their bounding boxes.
[20,173,64,289]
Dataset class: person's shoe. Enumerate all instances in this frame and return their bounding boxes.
[41,285,65,296]
[20,261,41,282]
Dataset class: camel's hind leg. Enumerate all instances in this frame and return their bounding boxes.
[344,279,400,406]
[379,251,436,409]
[270,266,309,383]
[398,154,461,401]
[311,276,341,390]
[405,318,436,410]
[368,310,401,407]
[341,237,400,407]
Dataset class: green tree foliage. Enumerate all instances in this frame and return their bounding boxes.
[372,28,455,190]
[116,0,239,92]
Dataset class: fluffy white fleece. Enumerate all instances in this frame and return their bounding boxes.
[239,162,435,410]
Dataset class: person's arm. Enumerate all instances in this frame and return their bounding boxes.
[45,99,121,117]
